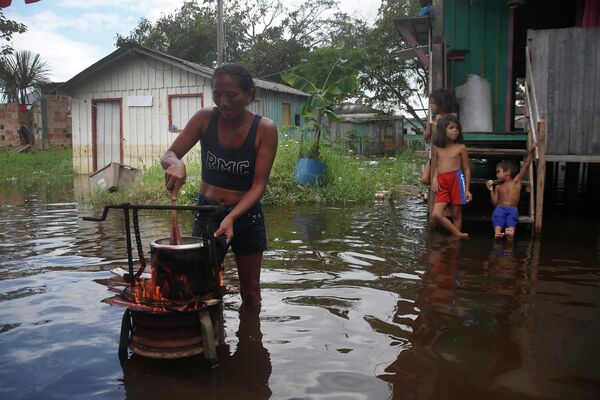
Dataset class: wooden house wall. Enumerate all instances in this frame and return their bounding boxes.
[528,28,600,155]
[327,118,404,156]
[68,53,307,174]
[443,0,510,131]
[251,89,305,128]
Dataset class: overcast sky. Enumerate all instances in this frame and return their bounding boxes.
[3,0,381,82]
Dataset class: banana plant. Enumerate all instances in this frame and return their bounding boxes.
[281,68,357,159]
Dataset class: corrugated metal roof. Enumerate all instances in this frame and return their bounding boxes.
[52,44,309,97]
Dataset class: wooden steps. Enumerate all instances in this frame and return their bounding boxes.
[415,148,528,159]
[467,148,527,157]
[463,214,534,224]
[471,178,531,187]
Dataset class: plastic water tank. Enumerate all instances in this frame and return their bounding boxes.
[454,74,493,133]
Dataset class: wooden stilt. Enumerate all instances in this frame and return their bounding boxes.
[535,120,546,234]
[427,122,438,221]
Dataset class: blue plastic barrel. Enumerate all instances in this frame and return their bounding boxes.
[294,157,327,186]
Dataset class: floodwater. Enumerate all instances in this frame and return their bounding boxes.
[0,180,599,400]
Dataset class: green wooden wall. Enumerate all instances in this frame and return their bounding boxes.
[443,0,510,131]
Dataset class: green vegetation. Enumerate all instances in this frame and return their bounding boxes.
[116,0,426,118]
[281,68,357,160]
[90,138,422,207]
[0,149,73,188]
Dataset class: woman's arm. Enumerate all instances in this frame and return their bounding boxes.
[430,145,439,193]
[461,145,472,202]
[213,118,279,242]
[161,109,211,196]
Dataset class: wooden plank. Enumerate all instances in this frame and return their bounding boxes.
[471,178,531,187]
[545,154,600,162]
[569,29,583,155]
[588,28,598,155]
[463,215,533,224]
[535,120,546,235]
[545,32,557,154]
[467,148,528,157]
[11,144,31,153]
[591,29,600,155]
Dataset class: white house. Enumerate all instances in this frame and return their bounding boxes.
[54,44,308,174]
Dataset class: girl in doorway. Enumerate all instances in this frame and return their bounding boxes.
[431,115,472,238]
[420,89,455,185]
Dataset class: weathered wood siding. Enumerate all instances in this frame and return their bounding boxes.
[528,28,600,155]
[327,118,404,156]
[69,55,211,174]
[68,53,306,174]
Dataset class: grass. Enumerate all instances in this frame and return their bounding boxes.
[0,148,74,188]
[89,137,424,207]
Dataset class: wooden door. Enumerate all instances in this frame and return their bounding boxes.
[93,99,121,171]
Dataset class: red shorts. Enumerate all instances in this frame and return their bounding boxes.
[435,169,467,205]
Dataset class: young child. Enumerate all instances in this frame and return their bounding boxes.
[431,115,472,238]
[486,145,536,239]
[420,89,455,185]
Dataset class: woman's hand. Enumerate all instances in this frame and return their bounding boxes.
[214,215,234,244]
[164,157,187,200]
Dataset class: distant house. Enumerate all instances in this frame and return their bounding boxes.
[53,44,308,174]
[327,103,404,156]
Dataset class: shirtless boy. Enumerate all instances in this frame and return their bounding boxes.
[486,145,536,239]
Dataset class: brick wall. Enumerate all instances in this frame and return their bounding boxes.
[0,103,22,148]
[31,95,72,149]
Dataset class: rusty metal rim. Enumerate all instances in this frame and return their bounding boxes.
[130,341,204,359]
[151,236,203,251]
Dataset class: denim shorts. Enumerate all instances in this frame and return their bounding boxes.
[192,193,267,263]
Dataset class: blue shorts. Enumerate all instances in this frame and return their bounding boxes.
[192,193,267,264]
[492,206,519,229]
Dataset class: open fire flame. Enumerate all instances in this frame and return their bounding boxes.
[124,250,224,313]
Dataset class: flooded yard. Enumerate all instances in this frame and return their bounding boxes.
[0,181,599,399]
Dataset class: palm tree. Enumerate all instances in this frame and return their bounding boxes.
[0,50,49,104]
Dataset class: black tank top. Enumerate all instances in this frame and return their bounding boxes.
[201,108,262,191]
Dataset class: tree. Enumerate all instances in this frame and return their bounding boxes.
[116,2,225,67]
[0,50,49,104]
[114,0,428,123]
[0,10,27,56]
[282,67,357,159]
[114,0,351,83]
[359,0,427,126]
[293,12,368,89]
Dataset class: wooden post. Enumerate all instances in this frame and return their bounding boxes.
[535,120,546,234]
[216,0,225,66]
[427,122,438,219]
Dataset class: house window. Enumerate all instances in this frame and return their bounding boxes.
[282,103,292,126]
[168,93,204,133]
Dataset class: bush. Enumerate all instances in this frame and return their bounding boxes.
[89,137,422,207]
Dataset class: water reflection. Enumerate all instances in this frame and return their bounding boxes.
[379,234,461,399]
[0,179,599,399]
[120,303,271,399]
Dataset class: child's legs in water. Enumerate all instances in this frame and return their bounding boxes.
[432,202,467,237]
[505,226,516,238]
[451,204,462,231]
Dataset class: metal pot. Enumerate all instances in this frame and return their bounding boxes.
[150,236,220,300]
